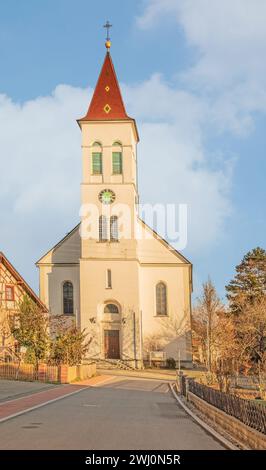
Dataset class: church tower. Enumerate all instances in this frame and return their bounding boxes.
[37,33,193,369]
[77,39,143,364]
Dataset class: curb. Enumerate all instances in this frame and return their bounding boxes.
[169,383,240,450]
[0,376,115,424]
[0,386,88,424]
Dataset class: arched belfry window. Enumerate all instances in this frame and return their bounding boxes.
[104,303,119,314]
[63,281,74,315]
[99,215,108,241]
[92,142,102,175]
[112,142,122,174]
[156,282,167,316]
[110,215,118,241]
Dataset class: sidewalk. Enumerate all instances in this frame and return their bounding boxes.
[0,375,111,423]
[0,379,58,404]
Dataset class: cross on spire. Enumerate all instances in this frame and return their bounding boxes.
[103,21,112,41]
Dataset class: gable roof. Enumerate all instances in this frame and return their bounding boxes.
[0,252,48,311]
[37,220,192,266]
[138,217,192,265]
[36,223,80,265]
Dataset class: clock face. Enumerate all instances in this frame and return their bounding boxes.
[99,189,116,205]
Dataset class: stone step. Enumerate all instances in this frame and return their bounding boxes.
[95,359,136,371]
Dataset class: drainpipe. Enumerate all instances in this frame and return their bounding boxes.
[133,311,137,369]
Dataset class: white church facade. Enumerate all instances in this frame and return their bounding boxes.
[37,42,193,368]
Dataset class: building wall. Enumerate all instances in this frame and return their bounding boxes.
[79,258,141,361]
[39,265,80,320]
[37,115,193,366]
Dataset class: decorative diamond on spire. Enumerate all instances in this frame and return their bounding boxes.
[103,104,111,114]
[79,51,131,121]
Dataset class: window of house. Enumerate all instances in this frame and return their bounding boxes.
[5,285,14,301]
[99,215,108,241]
[156,282,167,316]
[63,281,74,315]
[104,303,119,314]
[106,269,112,289]
[92,152,102,174]
[112,152,122,174]
[110,215,119,242]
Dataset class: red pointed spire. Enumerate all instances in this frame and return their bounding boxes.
[80,52,131,121]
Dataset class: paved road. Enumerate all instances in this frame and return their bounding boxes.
[0,377,224,450]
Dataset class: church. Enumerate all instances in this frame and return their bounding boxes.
[36,36,193,368]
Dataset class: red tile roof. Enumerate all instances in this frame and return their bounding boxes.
[79,52,138,139]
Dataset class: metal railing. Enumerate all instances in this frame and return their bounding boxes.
[188,379,266,435]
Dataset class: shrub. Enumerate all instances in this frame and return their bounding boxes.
[166,357,176,369]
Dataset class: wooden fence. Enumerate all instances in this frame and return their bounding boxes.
[188,379,266,435]
[0,361,96,383]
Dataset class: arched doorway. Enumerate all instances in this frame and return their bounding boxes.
[103,302,121,359]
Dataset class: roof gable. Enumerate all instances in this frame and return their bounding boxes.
[36,223,81,265]
[0,252,48,311]
[138,218,192,265]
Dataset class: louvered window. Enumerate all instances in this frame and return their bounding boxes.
[112,152,122,174]
[92,152,102,174]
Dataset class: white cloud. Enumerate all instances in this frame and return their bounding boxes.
[0,75,232,294]
[123,76,232,251]
[137,0,266,134]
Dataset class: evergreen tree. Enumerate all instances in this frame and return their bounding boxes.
[226,247,266,314]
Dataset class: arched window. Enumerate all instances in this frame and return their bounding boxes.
[156,282,167,316]
[99,215,108,241]
[63,281,74,315]
[104,303,119,314]
[112,142,122,174]
[92,142,102,174]
[110,215,118,241]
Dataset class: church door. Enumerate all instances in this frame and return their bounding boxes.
[104,330,120,359]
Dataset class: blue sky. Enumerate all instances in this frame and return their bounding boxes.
[0,0,265,302]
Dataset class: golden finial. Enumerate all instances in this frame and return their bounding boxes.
[103,21,112,50]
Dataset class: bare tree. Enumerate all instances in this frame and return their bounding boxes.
[211,313,239,392]
[235,297,266,398]
[193,279,224,371]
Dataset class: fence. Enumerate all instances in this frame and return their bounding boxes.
[188,379,266,435]
[0,361,96,383]
[0,362,59,382]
